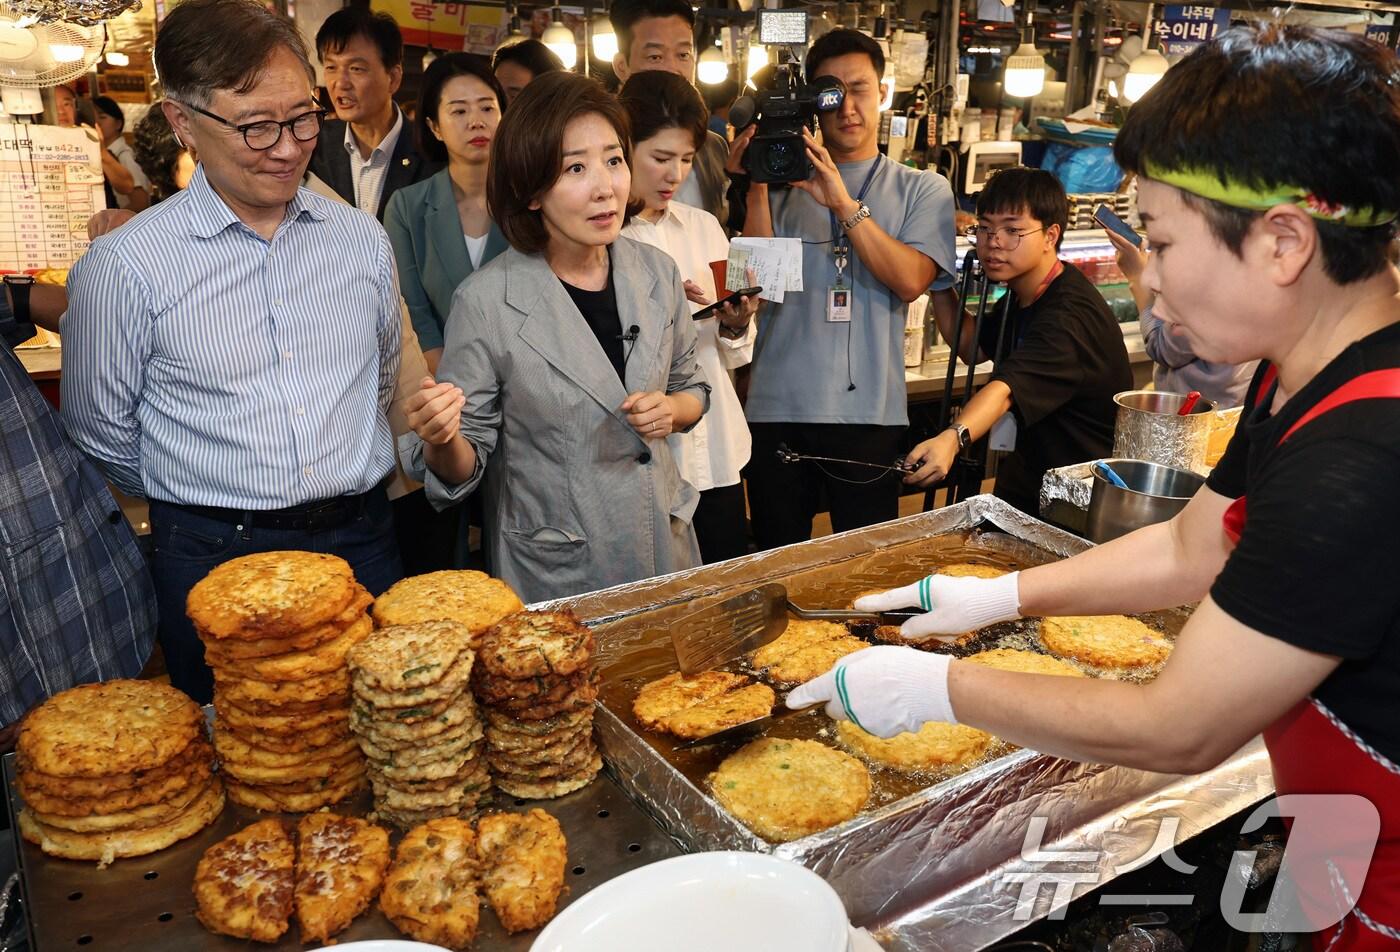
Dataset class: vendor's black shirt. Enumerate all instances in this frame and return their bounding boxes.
[561,268,625,384]
[1207,323,1400,765]
[978,263,1133,513]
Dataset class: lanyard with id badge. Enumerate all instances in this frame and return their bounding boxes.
[826,159,883,322]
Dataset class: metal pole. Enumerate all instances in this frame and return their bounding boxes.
[1065,0,1084,112]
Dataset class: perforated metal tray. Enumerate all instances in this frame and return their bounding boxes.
[2,754,678,951]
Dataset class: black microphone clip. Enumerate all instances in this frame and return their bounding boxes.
[618,324,640,343]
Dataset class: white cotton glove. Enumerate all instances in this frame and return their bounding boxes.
[785,645,955,738]
[853,571,1022,642]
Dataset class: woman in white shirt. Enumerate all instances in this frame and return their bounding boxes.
[619,72,760,563]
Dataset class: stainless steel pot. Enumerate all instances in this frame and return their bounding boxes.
[1112,390,1217,474]
[1086,458,1207,543]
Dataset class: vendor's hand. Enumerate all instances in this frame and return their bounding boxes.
[88,208,136,239]
[902,431,960,487]
[405,376,465,446]
[1105,229,1148,282]
[791,128,856,217]
[854,571,1022,641]
[726,125,755,175]
[786,646,956,738]
[621,390,674,441]
[683,280,711,307]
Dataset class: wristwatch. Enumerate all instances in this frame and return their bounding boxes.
[3,274,34,325]
[840,201,872,232]
[946,422,971,451]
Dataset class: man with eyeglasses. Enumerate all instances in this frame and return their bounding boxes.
[61,0,403,703]
[908,166,1131,514]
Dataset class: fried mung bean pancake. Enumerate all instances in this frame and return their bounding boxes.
[835,720,992,772]
[202,585,372,660]
[18,680,203,779]
[965,647,1088,678]
[476,808,567,933]
[1040,615,1173,669]
[472,666,593,706]
[209,614,373,683]
[20,783,225,865]
[492,752,602,801]
[213,728,358,769]
[484,706,590,737]
[215,699,350,737]
[357,721,484,766]
[193,818,294,943]
[350,694,478,746]
[18,736,212,800]
[748,619,851,671]
[294,813,391,944]
[223,772,366,813]
[349,619,473,693]
[214,668,351,710]
[478,610,595,680]
[219,719,356,755]
[188,550,357,641]
[762,636,870,687]
[372,571,524,642]
[18,759,213,817]
[380,817,480,948]
[631,671,751,731]
[219,747,364,785]
[938,562,1009,579]
[26,776,217,833]
[660,683,777,740]
[710,738,870,842]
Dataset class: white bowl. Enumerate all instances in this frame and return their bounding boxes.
[530,851,852,952]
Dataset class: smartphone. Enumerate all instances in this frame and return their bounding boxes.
[1093,203,1143,247]
[693,286,763,320]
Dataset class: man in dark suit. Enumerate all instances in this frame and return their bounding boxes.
[311,8,437,221]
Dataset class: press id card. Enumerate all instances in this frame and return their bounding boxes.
[827,286,852,322]
[989,411,1018,452]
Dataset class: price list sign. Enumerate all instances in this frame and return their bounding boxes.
[0,123,106,272]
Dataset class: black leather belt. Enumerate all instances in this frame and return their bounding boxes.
[167,488,379,533]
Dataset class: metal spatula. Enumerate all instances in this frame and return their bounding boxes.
[669,582,920,676]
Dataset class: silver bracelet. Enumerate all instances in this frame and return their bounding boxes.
[840,201,871,231]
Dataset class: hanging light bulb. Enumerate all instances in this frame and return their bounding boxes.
[745,37,768,83]
[1002,11,1045,99]
[591,14,617,61]
[421,47,438,70]
[1122,44,1168,102]
[104,50,129,67]
[542,9,577,69]
[496,15,527,51]
[698,44,727,85]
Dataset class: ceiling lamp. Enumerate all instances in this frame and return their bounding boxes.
[104,49,128,66]
[1123,44,1168,102]
[698,44,727,85]
[591,14,617,61]
[1002,12,1045,99]
[496,15,527,51]
[745,37,768,83]
[421,47,438,70]
[542,9,577,69]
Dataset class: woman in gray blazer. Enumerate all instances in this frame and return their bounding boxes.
[385,53,510,374]
[402,73,711,603]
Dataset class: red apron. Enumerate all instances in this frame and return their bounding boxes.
[1222,364,1400,949]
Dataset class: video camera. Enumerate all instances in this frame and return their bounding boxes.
[731,63,846,185]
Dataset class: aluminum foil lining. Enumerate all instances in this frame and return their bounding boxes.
[1039,461,1096,524]
[535,495,1276,951]
[10,0,140,25]
[1114,406,1214,475]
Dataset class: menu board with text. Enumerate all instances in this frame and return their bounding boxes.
[0,122,105,272]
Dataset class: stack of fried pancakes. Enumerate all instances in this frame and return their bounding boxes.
[473,611,602,800]
[348,620,490,827]
[16,680,224,865]
[190,551,371,812]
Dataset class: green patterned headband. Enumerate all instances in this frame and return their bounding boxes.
[1143,160,1399,228]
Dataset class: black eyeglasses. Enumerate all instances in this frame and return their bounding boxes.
[181,101,326,151]
[965,225,1045,250]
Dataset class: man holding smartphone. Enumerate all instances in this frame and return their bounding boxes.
[908,167,1131,514]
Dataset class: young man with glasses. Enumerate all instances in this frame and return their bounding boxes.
[61,0,404,703]
[907,167,1131,514]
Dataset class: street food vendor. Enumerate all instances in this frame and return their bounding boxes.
[791,25,1400,950]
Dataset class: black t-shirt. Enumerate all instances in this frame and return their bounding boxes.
[561,266,625,383]
[978,263,1133,513]
[1207,323,1400,764]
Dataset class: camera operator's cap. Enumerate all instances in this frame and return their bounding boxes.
[1144,160,1398,228]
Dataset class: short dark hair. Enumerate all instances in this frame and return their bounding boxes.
[488,72,632,254]
[608,0,694,61]
[492,38,565,79]
[416,53,506,163]
[133,103,185,202]
[1116,24,1400,286]
[805,27,884,82]
[315,7,402,70]
[155,0,313,107]
[618,70,707,152]
[92,95,124,129]
[976,167,1068,250]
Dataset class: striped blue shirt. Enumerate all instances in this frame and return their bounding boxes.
[61,165,401,509]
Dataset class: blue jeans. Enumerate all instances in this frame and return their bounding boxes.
[148,489,402,704]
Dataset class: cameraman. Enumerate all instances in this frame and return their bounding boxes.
[736,28,956,548]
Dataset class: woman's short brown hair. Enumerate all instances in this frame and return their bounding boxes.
[488,72,632,255]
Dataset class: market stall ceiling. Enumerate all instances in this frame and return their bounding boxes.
[103,0,152,57]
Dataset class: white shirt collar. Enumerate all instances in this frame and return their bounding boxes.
[343,106,404,163]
